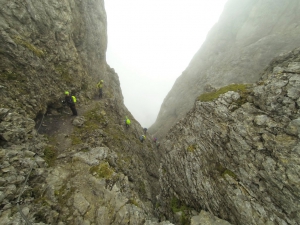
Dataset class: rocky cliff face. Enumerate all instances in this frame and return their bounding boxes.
[2,1,300,225]
[0,0,117,118]
[156,48,300,225]
[0,1,166,224]
[149,0,300,139]
[0,100,166,225]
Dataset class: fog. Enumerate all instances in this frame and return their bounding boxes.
[105,0,227,128]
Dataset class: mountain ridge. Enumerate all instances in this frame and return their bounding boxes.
[149,0,300,139]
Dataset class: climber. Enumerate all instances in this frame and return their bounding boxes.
[139,135,146,143]
[153,137,157,143]
[97,80,104,99]
[125,116,131,128]
[63,91,78,116]
[143,128,147,134]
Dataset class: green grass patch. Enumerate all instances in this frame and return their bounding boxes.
[14,36,44,57]
[70,135,82,145]
[90,162,114,179]
[171,197,187,213]
[80,148,90,152]
[71,105,108,142]
[81,105,107,132]
[216,163,237,180]
[0,70,19,81]
[55,184,75,205]
[170,197,190,225]
[222,169,237,179]
[45,135,57,145]
[180,213,190,225]
[187,144,197,153]
[128,198,139,207]
[43,145,57,167]
[198,84,250,102]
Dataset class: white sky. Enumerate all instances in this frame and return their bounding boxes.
[105,0,227,128]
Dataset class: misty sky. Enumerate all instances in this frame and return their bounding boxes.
[105,0,227,128]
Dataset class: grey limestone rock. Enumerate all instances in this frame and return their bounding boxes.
[150,0,300,139]
[0,1,164,225]
[191,211,233,225]
[73,146,115,166]
[144,221,174,225]
[73,192,90,215]
[157,49,300,224]
[96,206,110,225]
[72,116,86,127]
[0,0,116,119]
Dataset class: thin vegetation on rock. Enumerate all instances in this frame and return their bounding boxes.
[198,84,251,102]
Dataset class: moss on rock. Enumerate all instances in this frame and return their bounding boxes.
[14,36,44,57]
[198,84,250,102]
[43,145,57,167]
[90,162,114,179]
[187,144,197,152]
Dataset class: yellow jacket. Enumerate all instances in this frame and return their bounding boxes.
[97,81,103,89]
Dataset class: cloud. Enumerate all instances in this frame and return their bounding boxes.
[105,0,227,127]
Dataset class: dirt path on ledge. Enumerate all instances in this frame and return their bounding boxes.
[37,96,106,164]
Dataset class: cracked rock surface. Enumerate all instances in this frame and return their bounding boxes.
[157,48,300,225]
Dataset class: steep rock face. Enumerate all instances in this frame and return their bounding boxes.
[0,1,165,224]
[0,0,118,118]
[0,103,164,225]
[157,48,300,225]
[149,0,300,138]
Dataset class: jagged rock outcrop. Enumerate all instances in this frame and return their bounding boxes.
[149,0,300,139]
[0,104,163,225]
[156,48,300,225]
[0,1,165,224]
[191,211,232,225]
[0,0,119,118]
[3,0,300,224]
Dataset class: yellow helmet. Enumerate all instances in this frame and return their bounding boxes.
[65,91,69,95]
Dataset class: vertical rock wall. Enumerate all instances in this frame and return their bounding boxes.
[0,0,115,118]
[157,48,300,225]
[0,1,162,224]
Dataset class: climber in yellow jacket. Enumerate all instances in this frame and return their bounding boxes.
[125,116,131,128]
[139,135,146,143]
[97,80,104,99]
[63,91,77,116]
